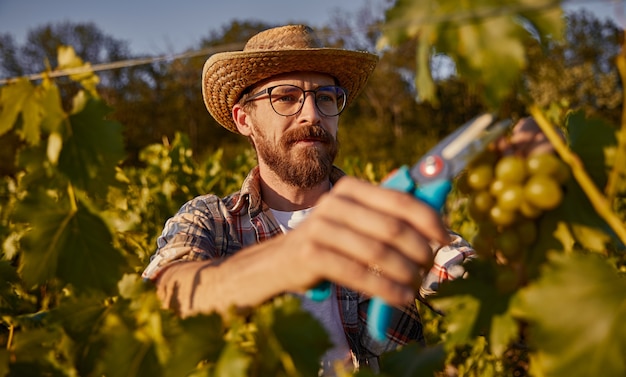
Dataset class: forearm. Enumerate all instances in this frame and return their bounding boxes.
[154,237,292,317]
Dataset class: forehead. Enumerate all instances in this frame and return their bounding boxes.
[254,71,337,89]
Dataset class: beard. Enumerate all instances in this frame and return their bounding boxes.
[251,124,339,189]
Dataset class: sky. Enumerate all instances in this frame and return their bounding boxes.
[0,0,623,57]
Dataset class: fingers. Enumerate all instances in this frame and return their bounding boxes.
[311,247,417,306]
[330,176,451,246]
[498,117,556,156]
[282,176,450,303]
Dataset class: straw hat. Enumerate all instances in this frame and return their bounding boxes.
[202,25,379,133]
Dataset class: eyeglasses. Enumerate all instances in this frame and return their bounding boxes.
[245,84,348,117]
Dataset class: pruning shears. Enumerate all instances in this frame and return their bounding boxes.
[307,113,512,341]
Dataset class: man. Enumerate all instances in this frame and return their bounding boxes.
[142,25,548,374]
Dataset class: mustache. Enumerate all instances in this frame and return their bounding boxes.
[281,126,335,146]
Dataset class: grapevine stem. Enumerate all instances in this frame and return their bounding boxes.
[606,39,626,202]
[529,106,626,246]
[6,324,13,350]
[67,183,78,213]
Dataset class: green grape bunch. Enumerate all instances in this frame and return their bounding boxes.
[458,149,570,267]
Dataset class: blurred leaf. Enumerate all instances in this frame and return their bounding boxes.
[99,313,163,377]
[567,110,617,189]
[0,260,20,313]
[58,98,125,198]
[379,343,446,376]
[252,296,332,376]
[57,46,100,96]
[489,312,518,357]
[0,349,8,377]
[51,293,108,341]
[19,92,42,146]
[164,314,226,377]
[9,325,75,376]
[37,79,66,135]
[432,259,514,348]
[511,252,626,376]
[214,342,251,377]
[379,0,564,108]
[14,189,128,294]
[0,78,34,137]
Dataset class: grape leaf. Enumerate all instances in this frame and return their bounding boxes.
[99,314,163,377]
[379,0,564,108]
[163,314,226,377]
[58,98,125,198]
[550,111,619,251]
[567,110,617,189]
[37,79,66,135]
[252,296,332,376]
[0,78,34,137]
[0,260,20,313]
[379,343,446,376]
[214,342,251,377]
[14,189,128,294]
[431,259,519,355]
[57,46,100,96]
[510,252,626,376]
[19,92,42,146]
[9,325,75,376]
[0,349,8,377]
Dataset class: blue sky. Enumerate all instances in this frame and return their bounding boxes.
[0,0,622,56]
[0,0,377,55]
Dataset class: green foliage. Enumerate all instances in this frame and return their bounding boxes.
[0,3,625,376]
[379,0,564,109]
[511,252,626,376]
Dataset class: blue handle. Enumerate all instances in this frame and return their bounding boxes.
[367,166,452,341]
[306,281,332,301]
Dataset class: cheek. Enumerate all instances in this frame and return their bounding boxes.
[326,120,339,138]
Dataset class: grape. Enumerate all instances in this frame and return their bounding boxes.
[524,175,562,210]
[496,184,524,211]
[467,164,493,191]
[515,219,538,246]
[496,267,520,293]
[519,200,543,219]
[461,149,567,270]
[496,228,522,260]
[489,179,507,197]
[471,233,493,258]
[489,204,517,227]
[495,155,527,184]
[527,152,570,184]
[470,190,494,214]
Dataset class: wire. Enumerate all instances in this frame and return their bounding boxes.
[0,42,245,85]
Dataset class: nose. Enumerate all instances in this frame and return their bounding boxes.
[298,91,322,123]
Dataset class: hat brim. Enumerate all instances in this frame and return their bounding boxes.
[202,48,379,133]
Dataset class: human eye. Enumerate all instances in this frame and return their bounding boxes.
[271,86,299,103]
[316,87,338,103]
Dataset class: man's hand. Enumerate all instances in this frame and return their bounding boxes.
[498,117,557,156]
[275,176,451,307]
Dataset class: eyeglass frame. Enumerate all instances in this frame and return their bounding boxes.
[243,84,348,117]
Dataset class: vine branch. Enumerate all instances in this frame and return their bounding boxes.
[529,106,626,246]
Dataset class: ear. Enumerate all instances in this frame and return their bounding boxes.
[232,104,252,136]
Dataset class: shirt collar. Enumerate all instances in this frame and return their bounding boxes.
[229,165,346,216]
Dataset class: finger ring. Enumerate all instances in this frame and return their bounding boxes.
[367,263,383,277]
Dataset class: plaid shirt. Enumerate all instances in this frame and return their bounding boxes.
[143,166,474,367]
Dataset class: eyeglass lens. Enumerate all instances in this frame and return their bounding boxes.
[268,85,347,116]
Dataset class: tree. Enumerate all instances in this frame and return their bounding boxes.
[524,10,623,125]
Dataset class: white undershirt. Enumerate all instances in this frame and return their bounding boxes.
[270,208,353,376]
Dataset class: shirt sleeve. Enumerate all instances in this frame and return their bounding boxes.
[141,195,224,280]
[419,231,475,298]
